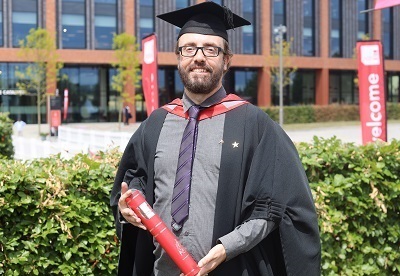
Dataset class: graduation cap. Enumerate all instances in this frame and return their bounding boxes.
[157,1,251,41]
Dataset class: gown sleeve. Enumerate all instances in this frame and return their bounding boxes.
[241,114,321,275]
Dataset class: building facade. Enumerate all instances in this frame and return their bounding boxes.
[0,0,399,123]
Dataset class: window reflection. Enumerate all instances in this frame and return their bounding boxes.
[243,0,255,54]
[139,0,154,41]
[387,73,399,103]
[273,0,286,45]
[234,70,258,104]
[95,0,117,49]
[382,8,393,59]
[62,0,86,49]
[58,66,103,122]
[12,0,38,47]
[0,62,43,124]
[175,0,189,39]
[330,0,342,57]
[329,71,358,104]
[0,0,3,47]
[303,0,315,56]
[357,0,369,40]
[271,70,316,105]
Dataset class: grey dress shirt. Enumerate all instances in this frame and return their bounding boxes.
[152,87,269,275]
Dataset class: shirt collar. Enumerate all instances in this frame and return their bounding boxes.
[182,86,227,112]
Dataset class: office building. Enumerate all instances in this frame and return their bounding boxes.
[0,0,399,123]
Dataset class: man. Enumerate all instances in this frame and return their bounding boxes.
[124,106,132,125]
[111,2,321,275]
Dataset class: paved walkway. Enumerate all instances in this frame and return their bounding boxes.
[11,121,400,160]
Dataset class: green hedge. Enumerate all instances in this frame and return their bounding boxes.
[0,150,120,275]
[298,138,400,275]
[1,139,399,275]
[263,103,400,124]
[0,113,14,159]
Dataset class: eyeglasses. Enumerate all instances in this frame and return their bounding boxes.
[178,46,224,57]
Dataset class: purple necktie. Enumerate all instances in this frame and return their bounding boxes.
[171,105,201,231]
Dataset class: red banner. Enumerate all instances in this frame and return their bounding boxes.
[357,40,387,144]
[142,34,159,116]
[374,0,400,10]
[63,89,69,121]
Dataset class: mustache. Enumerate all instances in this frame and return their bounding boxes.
[187,64,213,73]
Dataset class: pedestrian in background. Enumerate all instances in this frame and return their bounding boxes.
[13,118,26,136]
[124,106,132,125]
[111,2,321,275]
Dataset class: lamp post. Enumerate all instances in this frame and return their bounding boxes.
[274,25,287,126]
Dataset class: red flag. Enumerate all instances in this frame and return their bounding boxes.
[374,0,400,10]
[142,34,159,116]
[63,89,69,121]
[356,41,387,144]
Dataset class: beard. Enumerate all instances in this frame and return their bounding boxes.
[178,61,224,95]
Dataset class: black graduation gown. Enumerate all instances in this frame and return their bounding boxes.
[110,103,321,276]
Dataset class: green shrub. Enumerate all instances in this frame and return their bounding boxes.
[387,102,400,120]
[0,113,14,159]
[1,139,399,275]
[264,105,315,124]
[298,137,400,275]
[314,105,360,122]
[0,149,121,275]
[263,103,400,124]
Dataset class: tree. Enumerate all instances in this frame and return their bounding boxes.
[16,28,63,135]
[268,38,297,101]
[111,33,141,129]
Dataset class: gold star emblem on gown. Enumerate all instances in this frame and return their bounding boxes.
[232,142,239,148]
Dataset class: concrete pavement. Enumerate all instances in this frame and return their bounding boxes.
[11,120,400,160]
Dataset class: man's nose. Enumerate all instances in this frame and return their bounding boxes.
[193,48,206,60]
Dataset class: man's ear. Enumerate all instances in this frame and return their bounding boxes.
[223,55,230,71]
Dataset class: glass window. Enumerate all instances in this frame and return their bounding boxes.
[58,66,100,122]
[0,63,8,89]
[330,0,342,57]
[387,73,399,103]
[291,70,316,104]
[175,0,189,38]
[9,63,30,90]
[139,0,154,41]
[108,68,118,115]
[174,70,184,98]
[273,0,286,45]
[329,71,358,104]
[273,0,285,28]
[243,0,256,54]
[62,0,86,49]
[0,63,41,124]
[234,70,258,104]
[94,0,117,49]
[0,0,3,47]
[12,0,38,47]
[382,8,393,59]
[303,0,315,56]
[176,0,189,9]
[357,0,369,40]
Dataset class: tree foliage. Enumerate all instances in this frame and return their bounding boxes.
[16,28,63,135]
[0,113,14,159]
[268,38,297,92]
[111,33,141,127]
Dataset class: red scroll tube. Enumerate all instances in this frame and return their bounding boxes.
[125,190,200,276]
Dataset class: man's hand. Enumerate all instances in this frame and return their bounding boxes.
[118,182,146,230]
[179,244,226,276]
